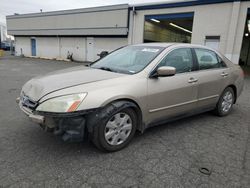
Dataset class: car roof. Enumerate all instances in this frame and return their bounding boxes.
[132,43,214,50]
[132,43,175,48]
[131,42,226,59]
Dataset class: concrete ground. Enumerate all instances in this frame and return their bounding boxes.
[0,55,250,188]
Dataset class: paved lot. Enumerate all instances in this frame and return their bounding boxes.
[0,55,250,188]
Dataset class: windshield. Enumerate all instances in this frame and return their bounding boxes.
[91,46,164,74]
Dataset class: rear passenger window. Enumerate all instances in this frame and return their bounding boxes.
[158,48,193,74]
[195,48,224,70]
[217,55,227,68]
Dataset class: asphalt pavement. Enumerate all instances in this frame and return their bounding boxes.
[0,55,250,187]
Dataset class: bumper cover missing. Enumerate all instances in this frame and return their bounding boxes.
[54,117,86,142]
[17,97,95,142]
[18,102,45,124]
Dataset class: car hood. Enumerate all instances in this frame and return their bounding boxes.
[22,66,125,101]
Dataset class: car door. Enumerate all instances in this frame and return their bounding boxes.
[147,48,199,124]
[193,48,229,109]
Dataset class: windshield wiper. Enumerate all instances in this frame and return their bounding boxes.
[98,67,115,72]
[95,66,132,74]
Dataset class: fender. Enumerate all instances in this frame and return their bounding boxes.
[86,100,144,133]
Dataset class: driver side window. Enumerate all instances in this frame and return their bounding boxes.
[157,48,193,74]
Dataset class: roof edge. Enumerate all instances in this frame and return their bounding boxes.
[133,0,244,11]
[6,4,129,19]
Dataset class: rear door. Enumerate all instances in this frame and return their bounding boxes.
[31,38,36,56]
[147,48,199,124]
[193,48,229,109]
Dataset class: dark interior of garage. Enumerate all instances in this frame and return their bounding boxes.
[143,12,194,43]
[239,10,250,67]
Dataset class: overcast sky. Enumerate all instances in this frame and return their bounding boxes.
[0,0,182,24]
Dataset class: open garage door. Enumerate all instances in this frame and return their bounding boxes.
[144,12,194,43]
[239,9,250,67]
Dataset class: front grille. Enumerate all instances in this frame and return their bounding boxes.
[20,93,38,111]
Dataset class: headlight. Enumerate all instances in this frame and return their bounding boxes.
[36,93,87,113]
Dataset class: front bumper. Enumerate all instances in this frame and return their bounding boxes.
[17,97,94,142]
[17,97,45,124]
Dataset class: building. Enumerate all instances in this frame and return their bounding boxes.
[0,21,7,42]
[6,0,250,66]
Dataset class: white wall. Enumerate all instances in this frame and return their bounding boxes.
[131,3,233,49]
[130,1,250,64]
[36,37,59,58]
[14,36,127,62]
[60,37,86,61]
[15,37,31,56]
[14,1,250,64]
[191,3,232,53]
[93,38,128,61]
[7,4,129,36]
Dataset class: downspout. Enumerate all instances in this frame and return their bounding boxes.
[130,6,136,44]
[57,35,61,59]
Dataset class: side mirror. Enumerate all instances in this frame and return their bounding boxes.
[97,51,109,59]
[153,66,176,77]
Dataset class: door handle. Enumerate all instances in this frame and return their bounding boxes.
[221,72,229,77]
[188,77,198,83]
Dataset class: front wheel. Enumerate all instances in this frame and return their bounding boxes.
[91,107,137,152]
[214,87,235,116]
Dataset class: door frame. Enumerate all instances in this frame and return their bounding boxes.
[191,47,229,108]
[146,47,199,125]
[31,38,36,56]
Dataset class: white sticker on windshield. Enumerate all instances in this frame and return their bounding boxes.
[142,48,159,53]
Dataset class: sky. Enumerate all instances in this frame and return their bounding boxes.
[0,0,181,24]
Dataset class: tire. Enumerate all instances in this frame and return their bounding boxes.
[91,104,137,152]
[214,87,235,117]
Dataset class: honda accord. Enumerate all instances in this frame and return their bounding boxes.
[17,43,244,151]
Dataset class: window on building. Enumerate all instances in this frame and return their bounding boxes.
[144,12,194,43]
[205,36,220,51]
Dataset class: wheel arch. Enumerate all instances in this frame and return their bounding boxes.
[227,84,237,103]
[105,98,144,132]
[86,98,144,134]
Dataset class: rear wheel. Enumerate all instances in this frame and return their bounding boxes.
[91,106,137,152]
[215,87,235,116]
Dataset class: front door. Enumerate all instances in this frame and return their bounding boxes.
[31,38,36,56]
[147,48,198,124]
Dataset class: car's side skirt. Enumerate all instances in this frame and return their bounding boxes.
[145,105,216,130]
[149,95,219,113]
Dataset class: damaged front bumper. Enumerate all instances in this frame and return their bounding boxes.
[17,97,45,124]
[16,97,95,142]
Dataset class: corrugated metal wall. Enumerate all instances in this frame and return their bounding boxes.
[7,4,129,36]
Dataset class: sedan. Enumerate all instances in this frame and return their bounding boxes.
[17,43,244,151]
